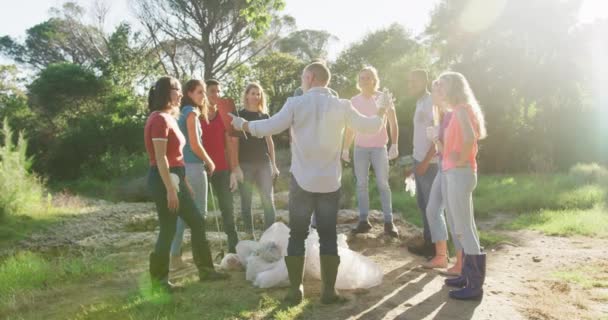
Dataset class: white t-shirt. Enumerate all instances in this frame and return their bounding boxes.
[412,93,437,163]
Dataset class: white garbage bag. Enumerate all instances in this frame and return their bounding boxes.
[236,240,259,267]
[219,253,243,271]
[255,241,282,263]
[335,247,383,290]
[254,259,289,288]
[259,222,290,256]
[304,229,382,289]
[304,229,321,280]
[245,255,276,282]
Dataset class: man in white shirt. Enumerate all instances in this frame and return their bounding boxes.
[407,69,439,258]
[230,62,385,305]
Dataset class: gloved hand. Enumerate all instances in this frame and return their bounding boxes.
[388,144,399,160]
[229,171,239,192]
[272,164,280,178]
[341,149,351,163]
[230,113,247,131]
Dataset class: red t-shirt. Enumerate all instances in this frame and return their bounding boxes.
[216,98,236,136]
[144,111,185,167]
[201,114,229,171]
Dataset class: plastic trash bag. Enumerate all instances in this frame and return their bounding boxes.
[255,241,282,263]
[304,229,321,279]
[259,222,290,256]
[219,253,242,271]
[335,247,383,290]
[236,240,259,267]
[254,259,289,288]
[304,229,382,289]
[246,255,276,282]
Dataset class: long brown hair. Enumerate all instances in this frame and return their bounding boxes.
[181,79,209,123]
[148,76,180,113]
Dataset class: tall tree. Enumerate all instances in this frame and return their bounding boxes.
[275,29,338,61]
[426,0,592,171]
[0,2,107,69]
[132,0,287,80]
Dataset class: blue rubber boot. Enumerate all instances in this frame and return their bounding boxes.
[445,251,466,287]
[449,253,486,300]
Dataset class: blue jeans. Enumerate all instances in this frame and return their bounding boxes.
[170,163,207,256]
[354,146,393,223]
[414,160,438,243]
[239,161,276,232]
[287,175,340,256]
[148,166,214,269]
[445,167,481,255]
[425,163,462,250]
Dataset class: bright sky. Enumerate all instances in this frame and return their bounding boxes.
[0,0,606,61]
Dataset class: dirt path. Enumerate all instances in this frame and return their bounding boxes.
[9,200,608,320]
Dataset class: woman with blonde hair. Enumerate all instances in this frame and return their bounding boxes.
[435,71,487,300]
[233,83,279,235]
[422,79,463,274]
[343,66,400,237]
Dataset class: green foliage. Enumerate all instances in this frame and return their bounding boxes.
[0,2,106,69]
[28,63,104,117]
[0,119,44,220]
[426,0,602,172]
[25,63,147,180]
[241,0,287,38]
[508,206,608,238]
[253,52,305,114]
[0,251,115,310]
[276,29,338,61]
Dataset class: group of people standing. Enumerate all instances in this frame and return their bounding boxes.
[143,61,486,304]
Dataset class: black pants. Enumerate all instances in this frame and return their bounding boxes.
[209,170,239,253]
[148,166,214,269]
[287,175,341,256]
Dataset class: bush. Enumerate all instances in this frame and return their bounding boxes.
[80,150,148,180]
[569,163,608,185]
[0,119,45,220]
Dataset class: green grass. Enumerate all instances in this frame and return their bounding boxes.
[67,277,313,320]
[474,174,605,218]
[552,264,608,289]
[0,203,85,251]
[479,231,514,248]
[507,206,608,237]
[0,251,115,311]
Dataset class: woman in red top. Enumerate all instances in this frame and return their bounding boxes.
[144,76,227,292]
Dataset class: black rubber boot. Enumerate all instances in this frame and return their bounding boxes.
[193,241,229,282]
[149,252,181,292]
[449,253,486,300]
[284,256,306,305]
[319,255,348,304]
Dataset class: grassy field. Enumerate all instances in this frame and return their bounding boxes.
[1,163,607,319]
